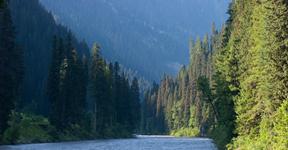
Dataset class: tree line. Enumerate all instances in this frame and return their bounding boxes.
[0,0,140,144]
[47,35,141,139]
[141,0,288,149]
[0,0,24,140]
[9,0,90,114]
[141,25,235,150]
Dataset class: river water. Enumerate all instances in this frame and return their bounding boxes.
[0,135,217,150]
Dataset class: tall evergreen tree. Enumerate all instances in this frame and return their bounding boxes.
[48,34,87,130]
[265,0,288,105]
[130,77,141,131]
[0,0,23,135]
[89,43,108,136]
[62,33,87,126]
[47,36,64,128]
[8,0,90,114]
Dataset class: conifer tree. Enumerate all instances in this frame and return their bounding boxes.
[47,36,64,128]
[0,0,23,135]
[48,35,87,129]
[265,0,288,105]
[89,43,107,136]
[130,77,141,130]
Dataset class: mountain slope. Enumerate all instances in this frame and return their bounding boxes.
[40,0,230,81]
[9,0,90,113]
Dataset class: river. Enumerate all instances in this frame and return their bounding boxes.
[0,135,217,150]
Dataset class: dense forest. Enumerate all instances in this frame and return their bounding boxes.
[141,0,288,149]
[0,0,140,144]
[9,0,90,114]
[1,0,288,149]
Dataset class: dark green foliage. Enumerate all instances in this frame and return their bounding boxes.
[2,112,54,144]
[47,36,63,129]
[0,0,3,8]
[0,0,23,138]
[46,38,141,140]
[8,0,90,114]
[197,76,218,121]
[89,44,141,138]
[197,77,212,103]
[62,33,87,126]
[141,24,236,149]
[130,78,141,131]
[47,34,87,131]
[1,0,287,148]
[208,73,235,150]
[141,83,164,134]
[89,43,109,136]
[1,0,140,144]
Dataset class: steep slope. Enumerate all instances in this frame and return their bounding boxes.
[9,0,90,114]
[39,0,230,81]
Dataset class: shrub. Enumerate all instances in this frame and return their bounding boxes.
[2,112,54,144]
[170,127,200,137]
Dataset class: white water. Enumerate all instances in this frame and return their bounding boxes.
[0,136,217,150]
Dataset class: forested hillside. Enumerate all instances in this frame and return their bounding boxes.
[39,0,230,81]
[1,0,140,144]
[141,1,288,149]
[141,26,236,149]
[1,0,287,149]
[8,0,90,114]
[0,0,23,140]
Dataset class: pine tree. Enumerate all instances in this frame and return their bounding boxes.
[8,0,90,114]
[48,34,87,130]
[233,1,271,138]
[118,74,130,131]
[112,62,120,128]
[130,77,141,131]
[47,36,64,128]
[65,48,85,125]
[89,43,108,136]
[65,33,88,127]
[265,0,288,105]
[80,54,89,112]
[0,0,23,135]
